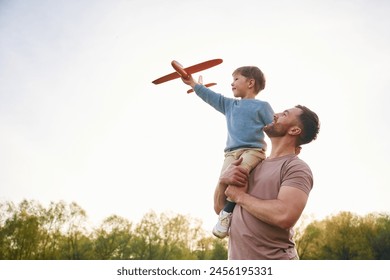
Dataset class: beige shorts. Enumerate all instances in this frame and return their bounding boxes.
[220,148,266,174]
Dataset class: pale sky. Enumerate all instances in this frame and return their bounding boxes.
[1,0,389,232]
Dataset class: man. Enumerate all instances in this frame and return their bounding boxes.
[214,105,320,259]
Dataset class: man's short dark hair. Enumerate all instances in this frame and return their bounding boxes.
[295,105,320,145]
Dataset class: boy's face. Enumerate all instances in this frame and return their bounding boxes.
[231,73,251,98]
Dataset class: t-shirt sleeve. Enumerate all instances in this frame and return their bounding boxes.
[281,159,313,195]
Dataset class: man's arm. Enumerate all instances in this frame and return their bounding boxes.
[226,184,309,229]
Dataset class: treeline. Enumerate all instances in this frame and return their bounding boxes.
[296,211,390,259]
[0,200,226,260]
[1,200,389,259]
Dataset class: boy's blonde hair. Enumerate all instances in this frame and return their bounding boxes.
[233,66,266,94]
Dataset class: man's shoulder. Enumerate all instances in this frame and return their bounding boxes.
[285,156,311,172]
[264,154,302,164]
[264,155,312,174]
[287,155,309,165]
[284,156,313,192]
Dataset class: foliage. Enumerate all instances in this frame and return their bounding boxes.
[295,211,390,260]
[0,200,227,260]
[1,200,389,260]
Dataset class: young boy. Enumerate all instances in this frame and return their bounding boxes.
[181,66,274,238]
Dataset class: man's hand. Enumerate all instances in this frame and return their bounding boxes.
[214,158,249,214]
[219,158,249,187]
[222,158,249,203]
[225,183,248,203]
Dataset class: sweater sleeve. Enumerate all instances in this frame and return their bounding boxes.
[194,84,231,115]
[260,102,275,125]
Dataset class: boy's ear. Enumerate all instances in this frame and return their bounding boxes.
[248,79,255,89]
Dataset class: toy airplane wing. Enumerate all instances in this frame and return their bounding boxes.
[152,58,223,85]
[186,83,217,93]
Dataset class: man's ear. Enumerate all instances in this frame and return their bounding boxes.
[289,126,302,136]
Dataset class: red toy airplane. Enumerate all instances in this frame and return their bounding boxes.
[152,58,222,93]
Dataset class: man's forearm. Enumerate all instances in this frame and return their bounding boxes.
[231,186,308,230]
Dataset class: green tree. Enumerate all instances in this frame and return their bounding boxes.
[366,213,390,259]
[209,238,228,260]
[130,211,163,259]
[0,200,43,259]
[57,202,92,259]
[295,211,390,259]
[130,211,203,260]
[37,201,69,259]
[194,236,227,260]
[295,221,322,260]
[158,212,202,260]
[92,215,133,259]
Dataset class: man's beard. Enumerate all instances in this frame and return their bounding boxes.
[264,123,287,138]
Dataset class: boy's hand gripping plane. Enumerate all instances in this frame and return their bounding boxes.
[152,59,222,93]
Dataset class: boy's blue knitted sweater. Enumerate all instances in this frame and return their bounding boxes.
[194,84,274,152]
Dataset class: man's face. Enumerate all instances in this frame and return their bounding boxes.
[264,107,302,138]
